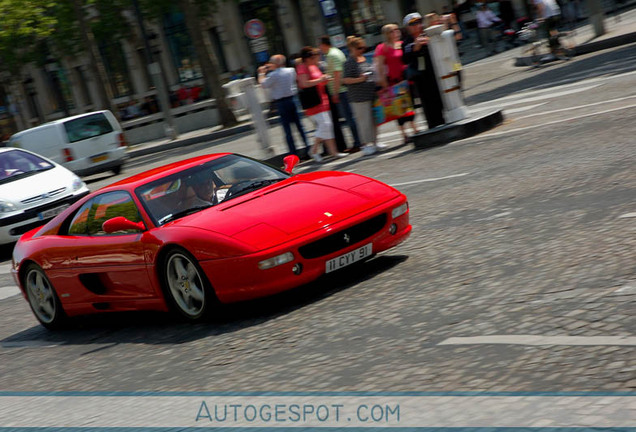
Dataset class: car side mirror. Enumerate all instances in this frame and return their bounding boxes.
[283,154,300,173]
[102,216,145,233]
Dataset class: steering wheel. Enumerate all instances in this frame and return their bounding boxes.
[221,180,252,202]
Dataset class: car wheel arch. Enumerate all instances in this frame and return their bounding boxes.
[17,259,40,294]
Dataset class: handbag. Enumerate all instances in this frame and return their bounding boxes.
[298,86,321,110]
[373,80,414,126]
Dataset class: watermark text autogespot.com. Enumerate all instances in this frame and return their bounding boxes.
[195,401,401,424]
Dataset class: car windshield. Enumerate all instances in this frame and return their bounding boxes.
[136,154,289,225]
[0,150,55,184]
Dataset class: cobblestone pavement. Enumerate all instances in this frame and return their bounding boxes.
[0,44,634,395]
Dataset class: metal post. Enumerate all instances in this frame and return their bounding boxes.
[131,0,177,139]
[587,0,606,37]
[426,25,469,124]
[238,77,273,157]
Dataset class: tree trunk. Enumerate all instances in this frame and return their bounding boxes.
[71,0,117,115]
[179,0,237,128]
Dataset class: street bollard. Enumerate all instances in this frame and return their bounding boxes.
[238,77,273,157]
[426,25,470,124]
[411,25,503,150]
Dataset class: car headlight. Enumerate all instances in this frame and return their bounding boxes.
[72,176,86,191]
[258,252,294,270]
[392,202,408,219]
[0,200,17,214]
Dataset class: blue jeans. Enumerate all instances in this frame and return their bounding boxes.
[335,92,361,148]
[276,96,308,155]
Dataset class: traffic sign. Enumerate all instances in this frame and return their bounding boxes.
[244,19,266,40]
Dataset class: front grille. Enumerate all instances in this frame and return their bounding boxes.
[298,214,387,259]
[0,191,89,227]
[21,187,67,205]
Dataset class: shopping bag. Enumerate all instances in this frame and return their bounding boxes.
[372,80,414,126]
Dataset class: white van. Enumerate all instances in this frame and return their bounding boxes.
[8,110,128,177]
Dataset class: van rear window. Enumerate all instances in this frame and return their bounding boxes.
[64,113,114,143]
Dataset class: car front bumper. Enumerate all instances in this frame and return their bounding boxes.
[200,196,411,303]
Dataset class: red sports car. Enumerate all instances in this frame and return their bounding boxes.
[11,153,411,329]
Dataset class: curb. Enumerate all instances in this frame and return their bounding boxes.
[514,30,636,66]
[573,30,636,55]
[412,110,504,149]
[126,116,283,159]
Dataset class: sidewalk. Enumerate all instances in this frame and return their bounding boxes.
[126,6,636,166]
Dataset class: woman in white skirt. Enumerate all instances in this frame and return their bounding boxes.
[296,46,347,163]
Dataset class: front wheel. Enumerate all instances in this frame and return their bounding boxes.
[23,263,67,329]
[161,248,216,321]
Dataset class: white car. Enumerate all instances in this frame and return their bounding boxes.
[0,148,89,245]
[8,110,128,177]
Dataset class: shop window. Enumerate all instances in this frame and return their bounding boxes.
[46,67,75,114]
[74,66,93,106]
[336,0,385,37]
[163,12,203,83]
[99,41,132,98]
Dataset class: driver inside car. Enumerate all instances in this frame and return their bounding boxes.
[178,172,216,209]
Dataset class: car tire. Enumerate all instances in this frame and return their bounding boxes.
[23,263,67,330]
[160,247,217,321]
[112,165,123,175]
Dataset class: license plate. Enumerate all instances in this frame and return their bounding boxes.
[38,204,70,220]
[325,243,372,273]
[91,153,108,163]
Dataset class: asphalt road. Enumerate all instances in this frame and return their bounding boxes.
[0,43,634,393]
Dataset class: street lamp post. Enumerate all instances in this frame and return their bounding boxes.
[131,0,177,139]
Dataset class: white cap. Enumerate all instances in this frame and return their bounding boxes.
[403,12,423,27]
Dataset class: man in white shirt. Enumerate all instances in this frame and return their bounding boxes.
[258,55,308,156]
[476,3,502,55]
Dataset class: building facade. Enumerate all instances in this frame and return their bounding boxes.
[0,0,526,138]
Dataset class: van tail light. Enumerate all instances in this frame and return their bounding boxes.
[117,132,128,147]
[62,148,74,162]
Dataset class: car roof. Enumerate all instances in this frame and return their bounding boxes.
[10,111,111,137]
[100,153,233,193]
[40,110,111,125]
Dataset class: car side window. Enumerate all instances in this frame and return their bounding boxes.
[67,200,94,236]
[67,192,142,236]
[87,192,142,236]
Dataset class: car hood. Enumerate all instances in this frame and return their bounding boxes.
[173,173,399,250]
[0,166,82,210]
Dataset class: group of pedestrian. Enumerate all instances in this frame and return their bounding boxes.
[258,11,452,163]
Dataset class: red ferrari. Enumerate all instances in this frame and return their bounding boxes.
[11,153,411,329]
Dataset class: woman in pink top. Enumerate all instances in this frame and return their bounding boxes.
[373,23,418,145]
[297,46,347,163]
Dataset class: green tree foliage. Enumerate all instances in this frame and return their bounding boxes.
[0,0,57,75]
[0,0,130,77]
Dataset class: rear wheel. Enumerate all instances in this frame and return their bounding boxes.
[23,263,67,329]
[112,164,123,175]
[161,248,216,321]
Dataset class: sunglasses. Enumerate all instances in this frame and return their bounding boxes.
[408,20,423,26]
